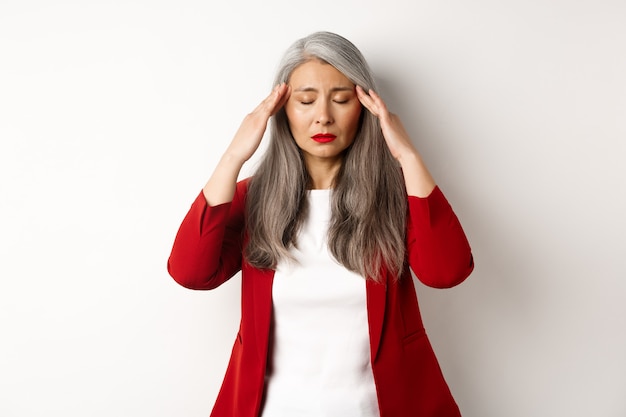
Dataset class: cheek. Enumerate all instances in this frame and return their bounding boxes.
[284,109,298,134]
[284,102,295,124]
[285,105,307,133]
[344,104,363,132]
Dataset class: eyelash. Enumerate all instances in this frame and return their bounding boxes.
[300,99,349,105]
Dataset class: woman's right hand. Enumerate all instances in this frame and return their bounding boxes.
[202,83,290,206]
[224,83,291,164]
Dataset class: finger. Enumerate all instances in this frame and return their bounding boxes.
[357,86,388,117]
[365,88,390,114]
[356,85,372,105]
[255,83,287,116]
[363,88,394,126]
[253,89,277,114]
[274,84,291,112]
[356,85,378,116]
[267,83,291,114]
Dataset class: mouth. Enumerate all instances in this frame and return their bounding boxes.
[311,133,337,143]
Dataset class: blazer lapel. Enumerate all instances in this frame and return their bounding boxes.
[366,278,387,362]
[256,269,275,362]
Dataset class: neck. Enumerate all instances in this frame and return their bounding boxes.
[305,158,342,190]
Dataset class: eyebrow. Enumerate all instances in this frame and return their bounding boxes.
[293,86,354,93]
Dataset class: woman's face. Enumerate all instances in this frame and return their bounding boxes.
[285,60,362,169]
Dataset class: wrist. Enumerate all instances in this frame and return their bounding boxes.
[396,149,420,167]
[220,151,247,169]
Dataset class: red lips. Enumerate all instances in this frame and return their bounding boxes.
[311,133,337,143]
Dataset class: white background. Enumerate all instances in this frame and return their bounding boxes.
[1,0,625,416]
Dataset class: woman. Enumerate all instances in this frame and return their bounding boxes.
[168,31,474,417]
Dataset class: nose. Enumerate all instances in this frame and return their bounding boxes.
[316,101,333,125]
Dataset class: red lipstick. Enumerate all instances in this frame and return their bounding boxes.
[311,133,337,143]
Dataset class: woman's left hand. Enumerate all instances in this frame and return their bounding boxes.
[356,86,436,197]
[356,86,416,162]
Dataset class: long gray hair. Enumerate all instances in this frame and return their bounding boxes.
[245,31,407,281]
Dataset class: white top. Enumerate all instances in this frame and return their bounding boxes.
[261,189,380,417]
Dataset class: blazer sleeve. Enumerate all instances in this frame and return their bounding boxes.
[167,180,248,290]
[406,186,474,288]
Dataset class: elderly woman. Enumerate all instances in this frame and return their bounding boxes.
[168,31,474,417]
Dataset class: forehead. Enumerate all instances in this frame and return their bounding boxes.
[289,60,354,91]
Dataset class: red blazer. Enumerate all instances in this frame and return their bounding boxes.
[168,179,474,417]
